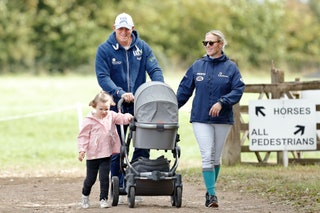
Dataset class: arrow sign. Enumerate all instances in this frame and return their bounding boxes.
[255,106,266,116]
[249,99,316,151]
[294,125,305,135]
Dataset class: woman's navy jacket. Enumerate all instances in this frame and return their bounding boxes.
[177,54,245,124]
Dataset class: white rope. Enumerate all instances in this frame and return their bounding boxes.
[0,104,84,122]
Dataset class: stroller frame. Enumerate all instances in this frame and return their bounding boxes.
[110,82,183,208]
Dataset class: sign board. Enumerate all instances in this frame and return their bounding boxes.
[301,90,320,138]
[249,99,317,151]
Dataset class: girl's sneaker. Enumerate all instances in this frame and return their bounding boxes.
[81,195,90,209]
[100,198,110,208]
[118,196,125,204]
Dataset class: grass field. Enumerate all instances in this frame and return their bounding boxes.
[0,73,319,212]
[0,73,199,173]
[0,72,319,170]
[0,72,282,173]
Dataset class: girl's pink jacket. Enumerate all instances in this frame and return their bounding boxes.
[77,111,132,160]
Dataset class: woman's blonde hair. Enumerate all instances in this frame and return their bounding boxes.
[89,91,115,108]
[206,30,227,51]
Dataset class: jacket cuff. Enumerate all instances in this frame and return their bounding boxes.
[116,89,125,99]
[218,98,225,106]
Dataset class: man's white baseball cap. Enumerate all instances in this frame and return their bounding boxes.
[114,13,134,30]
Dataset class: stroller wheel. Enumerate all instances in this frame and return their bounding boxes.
[111,176,119,206]
[174,186,182,208]
[128,186,135,208]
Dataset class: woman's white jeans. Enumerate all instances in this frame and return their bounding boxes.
[192,122,232,169]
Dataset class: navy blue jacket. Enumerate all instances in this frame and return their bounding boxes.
[177,54,245,124]
[95,30,164,113]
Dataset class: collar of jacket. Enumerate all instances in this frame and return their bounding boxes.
[203,53,228,63]
[109,30,138,50]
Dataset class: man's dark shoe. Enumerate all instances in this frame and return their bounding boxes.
[119,187,127,195]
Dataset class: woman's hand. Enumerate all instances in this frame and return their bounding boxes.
[209,102,222,117]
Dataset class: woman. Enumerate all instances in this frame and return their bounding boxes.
[176,30,245,208]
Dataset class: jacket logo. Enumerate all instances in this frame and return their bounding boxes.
[218,72,228,78]
[112,58,121,65]
[196,72,205,81]
[133,45,142,56]
[196,76,204,81]
[112,43,119,50]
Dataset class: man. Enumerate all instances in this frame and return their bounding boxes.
[95,12,164,193]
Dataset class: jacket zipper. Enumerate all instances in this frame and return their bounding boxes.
[126,50,130,92]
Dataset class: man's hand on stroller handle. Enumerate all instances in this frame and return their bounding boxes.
[121,92,134,103]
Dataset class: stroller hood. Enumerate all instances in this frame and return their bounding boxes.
[134,81,178,124]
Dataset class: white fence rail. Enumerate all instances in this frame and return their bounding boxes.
[0,103,84,130]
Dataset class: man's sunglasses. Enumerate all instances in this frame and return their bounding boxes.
[202,40,220,46]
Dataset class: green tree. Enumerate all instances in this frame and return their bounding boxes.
[223,0,286,69]
[283,0,320,71]
[0,0,319,74]
[0,0,36,72]
[31,0,106,73]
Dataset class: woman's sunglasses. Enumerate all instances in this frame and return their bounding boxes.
[202,40,220,46]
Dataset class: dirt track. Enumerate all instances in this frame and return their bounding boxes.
[0,176,298,213]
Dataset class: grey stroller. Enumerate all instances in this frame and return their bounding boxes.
[111,81,182,208]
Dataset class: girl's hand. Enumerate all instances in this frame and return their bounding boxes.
[78,151,85,162]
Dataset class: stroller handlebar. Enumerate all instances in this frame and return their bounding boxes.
[117,98,124,112]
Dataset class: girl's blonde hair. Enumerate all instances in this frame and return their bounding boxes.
[89,91,115,108]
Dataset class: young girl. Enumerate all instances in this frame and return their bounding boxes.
[77,91,133,209]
